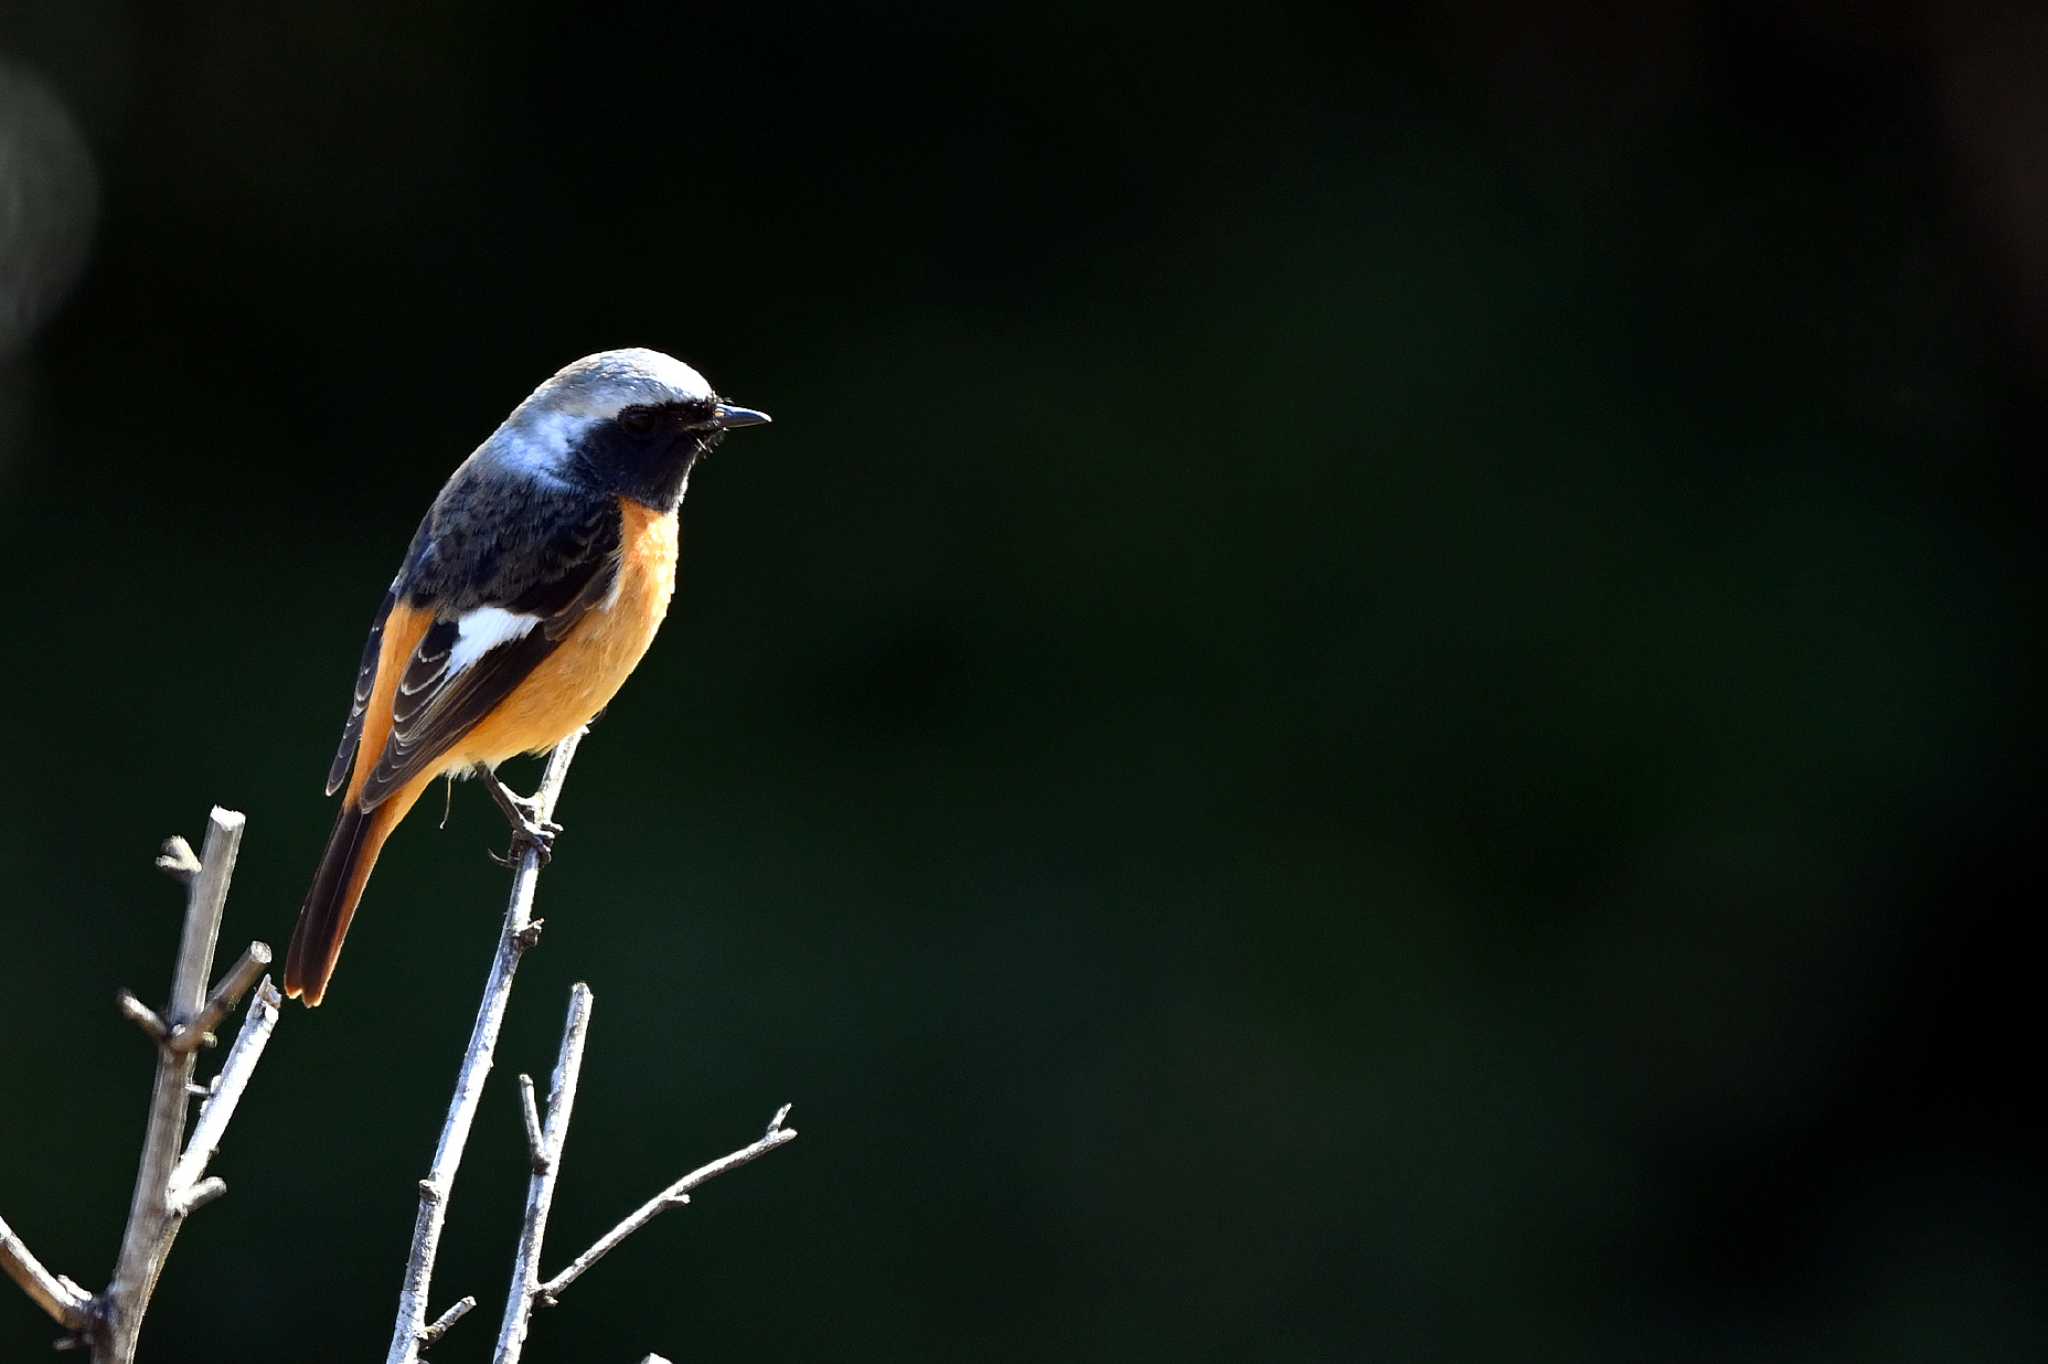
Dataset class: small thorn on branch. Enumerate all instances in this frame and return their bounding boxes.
[115,991,169,1042]
[418,1295,476,1351]
[514,919,546,952]
[154,836,202,881]
[519,1075,549,1174]
[169,1177,227,1217]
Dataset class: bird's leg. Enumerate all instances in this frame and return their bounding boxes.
[477,764,562,867]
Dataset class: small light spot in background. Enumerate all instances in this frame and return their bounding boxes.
[0,55,98,357]
[0,55,97,478]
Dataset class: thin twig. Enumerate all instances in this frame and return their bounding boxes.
[167,977,283,1206]
[385,729,586,1364]
[113,993,168,1042]
[171,1178,227,1216]
[0,1213,91,1332]
[536,1106,798,1306]
[418,1296,476,1351]
[98,807,245,1364]
[494,984,594,1364]
[166,943,273,1055]
[518,1076,547,1174]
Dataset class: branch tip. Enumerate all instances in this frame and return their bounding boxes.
[114,991,168,1042]
[154,836,201,881]
[418,1295,476,1350]
[169,1176,227,1217]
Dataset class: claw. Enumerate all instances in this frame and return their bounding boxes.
[477,765,563,868]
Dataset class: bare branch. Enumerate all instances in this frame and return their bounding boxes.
[385,729,586,1364]
[536,1108,799,1306]
[419,1296,477,1352]
[0,1213,91,1332]
[494,983,595,1364]
[5,809,281,1357]
[166,942,272,1055]
[99,806,247,1363]
[167,977,283,1204]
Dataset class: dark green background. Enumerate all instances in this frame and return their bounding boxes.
[2,2,2041,1360]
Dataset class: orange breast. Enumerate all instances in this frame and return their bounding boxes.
[447,498,679,769]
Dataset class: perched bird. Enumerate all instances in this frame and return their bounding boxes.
[282,348,771,1006]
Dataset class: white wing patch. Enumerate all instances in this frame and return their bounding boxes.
[448,607,542,676]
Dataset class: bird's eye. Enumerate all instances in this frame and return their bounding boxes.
[617,405,660,435]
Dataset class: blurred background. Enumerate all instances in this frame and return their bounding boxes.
[2,1,2042,1359]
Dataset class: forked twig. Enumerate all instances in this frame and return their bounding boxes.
[1,808,280,1361]
[493,984,595,1363]
[384,730,586,1364]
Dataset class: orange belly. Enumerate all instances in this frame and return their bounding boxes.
[447,497,678,769]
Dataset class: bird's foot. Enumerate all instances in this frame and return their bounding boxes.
[487,819,561,869]
[479,767,562,868]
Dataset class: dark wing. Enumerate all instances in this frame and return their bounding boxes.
[325,588,398,794]
[354,485,622,810]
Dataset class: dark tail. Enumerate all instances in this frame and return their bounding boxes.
[283,788,417,1006]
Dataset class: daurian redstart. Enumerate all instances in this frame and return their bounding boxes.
[282,348,770,1005]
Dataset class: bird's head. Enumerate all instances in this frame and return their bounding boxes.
[489,347,771,508]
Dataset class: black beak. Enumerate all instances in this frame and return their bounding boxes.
[714,404,773,429]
